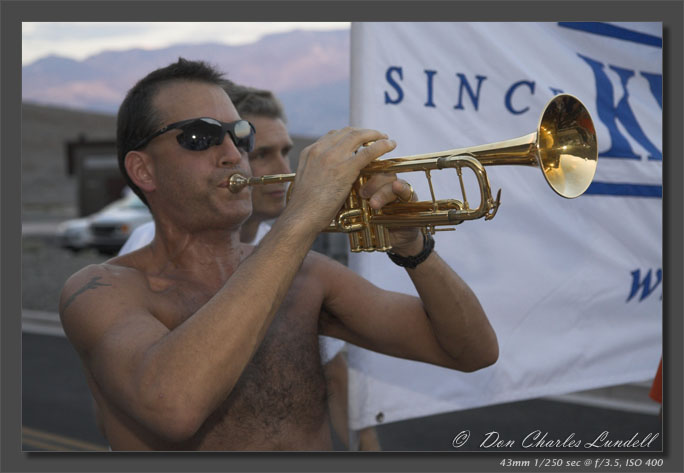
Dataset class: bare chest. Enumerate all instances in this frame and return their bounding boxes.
[149,273,330,449]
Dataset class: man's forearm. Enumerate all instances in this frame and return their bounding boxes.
[404,249,499,372]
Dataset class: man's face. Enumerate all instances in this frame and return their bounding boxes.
[245,115,293,220]
[144,81,253,229]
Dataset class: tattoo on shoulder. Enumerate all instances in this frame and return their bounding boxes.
[62,276,112,313]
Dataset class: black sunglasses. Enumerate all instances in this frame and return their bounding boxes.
[132,117,256,153]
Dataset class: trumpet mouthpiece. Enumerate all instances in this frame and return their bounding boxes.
[228,173,249,193]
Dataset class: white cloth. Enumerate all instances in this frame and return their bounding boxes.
[118,220,345,363]
[120,221,273,252]
[347,22,662,429]
[119,220,155,254]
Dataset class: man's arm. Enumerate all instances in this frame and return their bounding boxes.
[60,128,397,443]
[61,212,318,443]
[316,251,498,372]
[317,178,499,372]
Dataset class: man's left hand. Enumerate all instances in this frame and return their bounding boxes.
[360,175,423,256]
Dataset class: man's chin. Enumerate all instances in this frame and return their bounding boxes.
[217,201,253,223]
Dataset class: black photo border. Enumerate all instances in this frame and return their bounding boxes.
[2,1,682,472]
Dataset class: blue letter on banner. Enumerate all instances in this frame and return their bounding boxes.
[384,66,404,105]
[578,54,662,161]
[424,70,437,108]
[505,80,535,115]
[453,73,487,111]
[626,268,663,302]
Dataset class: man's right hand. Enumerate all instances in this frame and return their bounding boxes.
[285,127,396,232]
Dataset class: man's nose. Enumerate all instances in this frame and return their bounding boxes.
[218,139,244,167]
[277,155,292,174]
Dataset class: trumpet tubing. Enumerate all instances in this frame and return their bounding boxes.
[228,94,598,252]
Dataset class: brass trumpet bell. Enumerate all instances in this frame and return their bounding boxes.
[539,94,598,198]
[229,94,598,252]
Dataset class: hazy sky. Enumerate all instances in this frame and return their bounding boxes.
[21,21,660,67]
[21,22,351,65]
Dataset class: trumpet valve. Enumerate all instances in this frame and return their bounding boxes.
[485,189,502,220]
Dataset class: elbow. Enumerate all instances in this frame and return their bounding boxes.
[477,339,499,370]
[158,406,205,443]
[137,383,207,444]
[465,318,500,371]
[471,333,500,371]
[471,327,499,370]
[450,332,499,373]
[144,398,206,444]
[457,352,498,373]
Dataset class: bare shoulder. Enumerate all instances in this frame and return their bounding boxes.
[59,261,153,354]
[60,260,147,313]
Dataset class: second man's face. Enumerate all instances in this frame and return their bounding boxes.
[246,115,294,220]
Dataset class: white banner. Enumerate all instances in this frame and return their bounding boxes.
[348,22,662,430]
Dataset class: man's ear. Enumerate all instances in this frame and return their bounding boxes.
[125,151,156,193]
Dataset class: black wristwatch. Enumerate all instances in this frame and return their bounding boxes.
[386,233,435,269]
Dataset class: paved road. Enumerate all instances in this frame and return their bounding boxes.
[22,332,109,451]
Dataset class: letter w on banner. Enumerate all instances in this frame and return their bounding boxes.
[348,22,662,430]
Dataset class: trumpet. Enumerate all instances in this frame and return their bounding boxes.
[229,94,598,252]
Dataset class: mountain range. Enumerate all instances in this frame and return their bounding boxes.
[22,29,351,137]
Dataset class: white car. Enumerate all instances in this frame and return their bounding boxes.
[56,217,92,251]
[57,191,152,254]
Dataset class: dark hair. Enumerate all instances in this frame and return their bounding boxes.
[116,58,228,205]
[226,83,287,123]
